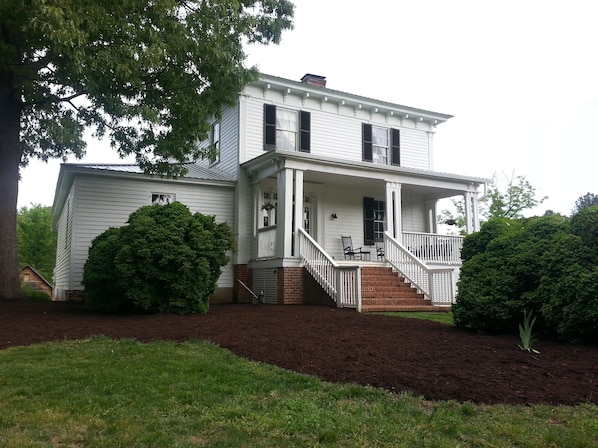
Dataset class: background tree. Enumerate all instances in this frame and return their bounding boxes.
[439,172,547,232]
[17,204,56,281]
[0,0,294,299]
[572,192,598,214]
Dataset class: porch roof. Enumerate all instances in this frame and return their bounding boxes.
[242,150,491,200]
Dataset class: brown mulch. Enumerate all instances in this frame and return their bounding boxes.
[1,299,597,406]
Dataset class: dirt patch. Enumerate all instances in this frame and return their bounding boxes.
[1,299,596,405]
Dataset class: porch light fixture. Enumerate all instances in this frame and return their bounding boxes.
[331,212,338,220]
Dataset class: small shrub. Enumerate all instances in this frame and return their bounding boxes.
[518,310,540,354]
[21,283,51,301]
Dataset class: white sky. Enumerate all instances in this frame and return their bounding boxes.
[18,0,598,216]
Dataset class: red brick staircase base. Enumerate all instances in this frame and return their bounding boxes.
[360,266,451,312]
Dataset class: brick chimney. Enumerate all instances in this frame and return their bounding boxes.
[300,73,326,88]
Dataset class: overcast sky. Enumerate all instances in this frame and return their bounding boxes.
[18,0,598,216]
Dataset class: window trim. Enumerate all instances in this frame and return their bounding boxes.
[210,121,220,165]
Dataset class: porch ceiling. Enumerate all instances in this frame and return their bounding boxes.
[242,149,490,199]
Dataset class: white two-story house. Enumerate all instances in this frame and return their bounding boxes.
[52,73,489,311]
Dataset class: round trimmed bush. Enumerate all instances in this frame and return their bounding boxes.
[83,202,234,314]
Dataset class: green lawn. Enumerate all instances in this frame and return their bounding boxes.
[1,337,596,447]
[377,311,454,325]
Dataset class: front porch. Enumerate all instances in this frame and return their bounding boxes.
[240,149,484,311]
[248,229,463,312]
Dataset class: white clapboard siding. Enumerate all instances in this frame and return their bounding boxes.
[64,174,234,293]
[321,184,380,260]
[241,92,432,170]
[53,184,75,297]
[215,105,240,177]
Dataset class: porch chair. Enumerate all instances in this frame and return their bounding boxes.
[375,241,385,261]
[341,235,370,260]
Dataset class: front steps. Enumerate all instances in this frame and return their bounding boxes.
[360,266,450,312]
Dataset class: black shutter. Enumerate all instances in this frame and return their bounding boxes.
[299,111,311,152]
[362,123,372,162]
[264,104,276,150]
[391,128,400,166]
[364,197,375,245]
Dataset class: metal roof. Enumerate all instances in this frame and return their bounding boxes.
[73,163,236,183]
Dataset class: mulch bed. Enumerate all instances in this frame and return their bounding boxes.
[1,299,596,406]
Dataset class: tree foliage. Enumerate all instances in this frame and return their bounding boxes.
[17,204,57,281]
[572,192,598,214]
[0,0,294,299]
[439,172,547,233]
[83,202,235,314]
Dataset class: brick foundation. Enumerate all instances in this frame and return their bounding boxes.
[277,267,303,304]
[233,264,252,303]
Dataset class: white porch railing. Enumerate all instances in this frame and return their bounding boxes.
[402,232,464,265]
[298,228,361,310]
[257,226,276,258]
[385,234,455,305]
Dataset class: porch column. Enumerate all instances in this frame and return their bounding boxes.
[293,169,304,256]
[425,200,438,234]
[471,191,481,232]
[385,182,402,242]
[276,168,294,258]
[253,182,262,256]
[463,191,481,234]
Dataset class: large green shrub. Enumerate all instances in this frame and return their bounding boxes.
[453,215,571,334]
[532,233,598,342]
[570,204,598,255]
[83,202,234,314]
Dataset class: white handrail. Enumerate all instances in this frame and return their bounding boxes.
[298,228,361,309]
[384,234,455,305]
[402,231,464,265]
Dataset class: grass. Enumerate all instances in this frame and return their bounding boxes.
[1,337,596,447]
[378,311,454,325]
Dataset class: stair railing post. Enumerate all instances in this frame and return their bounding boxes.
[428,271,435,305]
[335,267,343,307]
[356,266,362,313]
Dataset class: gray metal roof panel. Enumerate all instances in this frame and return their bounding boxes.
[74,163,236,182]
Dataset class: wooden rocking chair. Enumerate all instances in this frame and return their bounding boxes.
[341,235,370,260]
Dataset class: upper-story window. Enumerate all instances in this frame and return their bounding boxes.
[276,108,297,150]
[264,104,310,152]
[210,122,220,165]
[362,123,400,166]
[372,126,389,165]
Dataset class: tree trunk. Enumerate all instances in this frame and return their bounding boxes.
[0,73,23,300]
